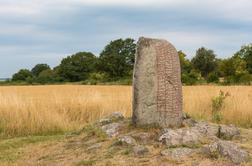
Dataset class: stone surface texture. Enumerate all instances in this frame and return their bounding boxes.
[219,124,240,140]
[159,128,202,147]
[95,112,249,165]
[161,148,194,159]
[101,123,122,137]
[132,37,183,128]
[204,140,250,165]
[192,122,219,138]
[118,136,137,146]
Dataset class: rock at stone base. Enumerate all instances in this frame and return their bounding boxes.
[192,122,241,140]
[219,125,240,140]
[161,148,194,159]
[182,118,197,127]
[131,132,153,145]
[192,122,219,138]
[159,128,202,147]
[99,118,112,126]
[133,145,149,156]
[99,112,124,126]
[203,140,250,165]
[108,112,124,121]
[101,123,122,137]
[118,136,137,146]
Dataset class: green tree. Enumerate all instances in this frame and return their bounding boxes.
[235,44,252,73]
[178,50,192,74]
[207,72,219,83]
[31,64,50,76]
[191,47,217,78]
[58,52,97,82]
[12,69,33,81]
[220,55,247,77]
[220,55,251,84]
[181,70,202,85]
[36,69,56,84]
[98,38,136,79]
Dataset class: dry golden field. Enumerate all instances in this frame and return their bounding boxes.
[0,85,252,137]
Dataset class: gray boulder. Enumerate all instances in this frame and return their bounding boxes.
[159,128,202,147]
[118,136,137,146]
[133,145,149,156]
[161,148,194,159]
[204,140,249,165]
[192,122,240,141]
[101,123,122,137]
[159,129,182,147]
[219,125,240,140]
[192,121,219,138]
[99,112,124,126]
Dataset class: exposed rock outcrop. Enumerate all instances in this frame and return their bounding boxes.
[161,148,195,159]
[203,140,250,165]
[101,123,122,137]
[159,128,202,147]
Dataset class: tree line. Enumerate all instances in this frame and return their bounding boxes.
[8,38,252,85]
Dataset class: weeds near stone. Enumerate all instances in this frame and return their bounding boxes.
[82,125,107,142]
[211,90,230,123]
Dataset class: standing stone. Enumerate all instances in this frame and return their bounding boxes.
[132,37,183,128]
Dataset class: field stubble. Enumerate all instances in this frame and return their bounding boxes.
[0,85,252,137]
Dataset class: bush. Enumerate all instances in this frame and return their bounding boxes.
[82,72,109,85]
[12,69,33,81]
[239,73,252,85]
[224,73,252,85]
[36,69,56,84]
[26,76,35,84]
[211,90,230,123]
[88,72,109,82]
[31,64,50,76]
[207,72,219,83]
[182,70,201,85]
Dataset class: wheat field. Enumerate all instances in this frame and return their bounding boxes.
[0,85,252,137]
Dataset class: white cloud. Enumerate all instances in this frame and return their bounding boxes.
[144,30,250,58]
[0,0,252,77]
[0,0,252,21]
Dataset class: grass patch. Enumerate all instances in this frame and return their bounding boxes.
[0,135,64,163]
[105,146,121,159]
[0,135,64,150]
[82,125,107,142]
[75,160,96,166]
[121,147,133,155]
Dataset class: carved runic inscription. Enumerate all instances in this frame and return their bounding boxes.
[132,37,183,128]
[155,42,181,117]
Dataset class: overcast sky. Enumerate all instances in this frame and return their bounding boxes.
[0,0,252,78]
